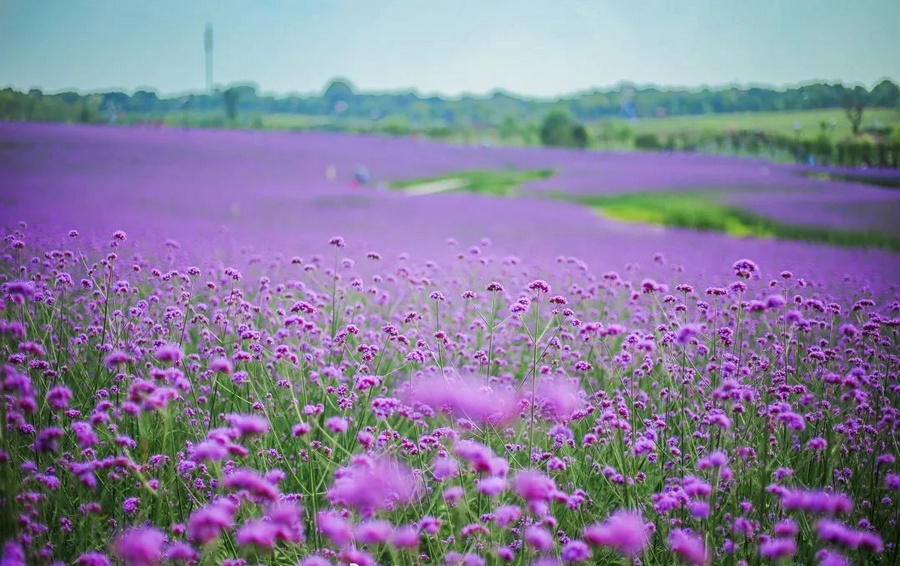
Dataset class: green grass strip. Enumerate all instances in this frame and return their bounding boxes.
[390,168,554,196]
[798,171,900,189]
[555,191,900,251]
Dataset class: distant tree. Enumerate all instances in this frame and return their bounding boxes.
[570,123,589,149]
[324,79,355,107]
[130,90,159,112]
[498,115,520,141]
[869,79,899,108]
[222,87,240,121]
[843,86,866,136]
[539,110,585,148]
[634,133,662,151]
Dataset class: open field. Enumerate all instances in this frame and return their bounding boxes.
[601,107,900,139]
[1,123,899,565]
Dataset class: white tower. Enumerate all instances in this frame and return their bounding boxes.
[204,24,213,93]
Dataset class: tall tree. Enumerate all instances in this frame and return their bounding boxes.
[843,86,867,136]
[222,87,240,121]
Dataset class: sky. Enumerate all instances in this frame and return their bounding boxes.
[1,0,898,98]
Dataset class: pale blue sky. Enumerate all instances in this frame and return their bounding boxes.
[1,0,898,98]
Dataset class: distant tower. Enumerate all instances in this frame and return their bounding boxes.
[204,24,213,93]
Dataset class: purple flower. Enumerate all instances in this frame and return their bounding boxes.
[326,455,421,515]
[154,344,183,364]
[122,497,140,514]
[317,510,352,547]
[113,527,166,566]
[45,385,72,410]
[561,540,592,562]
[689,500,710,519]
[419,515,441,535]
[402,371,519,425]
[476,476,507,497]
[75,552,112,566]
[235,519,279,548]
[443,485,465,506]
[188,499,237,544]
[104,351,132,368]
[732,259,759,279]
[528,279,551,294]
[226,413,270,437]
[817,519,883,552]
[355,520,394,544]
[432,455,460,481]
[886,472,900,490]
[583,510,649,557]
[163,542,198,563]
[676,324,701,345]
[389,525,419,549]
[223,468,280,501]
[759,537,797,560]
[532,377,582,420]
[781,489,853,515]
[495,504,522,528]
[209,357,233,374]
[773,519,798,537]
[495,546,515,561]
[668,529,710,565]
[266,501,305,543]
[2,541,26,566]
[512,470,556,504]
[326,416,348,433]
[524,526,554,552]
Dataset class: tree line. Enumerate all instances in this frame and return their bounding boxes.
[1,79,897,127]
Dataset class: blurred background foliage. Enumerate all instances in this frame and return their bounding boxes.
[3,78,899,167]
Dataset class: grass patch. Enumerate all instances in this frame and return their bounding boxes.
[556,191,900,251]
[798,170,900,189]
[391,168,554,196]
[610,108,900,139]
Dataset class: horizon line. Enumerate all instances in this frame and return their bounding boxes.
[3,75,898,103]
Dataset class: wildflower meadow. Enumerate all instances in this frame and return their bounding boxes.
[1,123,899,565]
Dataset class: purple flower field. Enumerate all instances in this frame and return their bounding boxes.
[1,122,899,565]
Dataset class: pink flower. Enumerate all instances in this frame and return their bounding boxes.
[235,519,279,548]
[75,552,112,566]
[583,510,649,557]
[326,456,421,515]
[266,501,305,543]
[226,413,270,437]
[154,344,183,364]
[780,489,853,515]
[326,416,349,433]
[390,525,419,549]
[532,377,582,420]
[188,499,237,544]
[561,540,592,562]
[759,538,797,560]
[668,529,710,565]
[402,371,519,425]
[432,455,460,481]
[524,526,554,552]
[223,468,280,501]
[210,357,233,374]
[512,470,556,504]
[113,527,166,566]
[356,520,394,544]
[317,510,352,547]
[476,476,507,497]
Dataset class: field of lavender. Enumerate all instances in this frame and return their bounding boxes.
[1,122,899,565]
